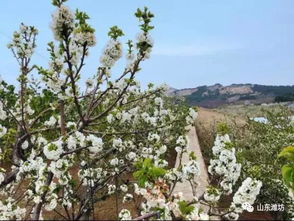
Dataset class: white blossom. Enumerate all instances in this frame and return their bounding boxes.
[44,198,57,211]
[208,134,241,195]
[204,188,221,203]
[7,23,38,59]
[154,97,163,107]
[158,145,167,154]
[44,140,64,161]
[0,102,7,120]
[230,177,262,214]
[121,111,132,123]
[100,39,122,68]
[182,160,200,179]
[110,158,119,166]
[67,135,77,150]
[87,135,103,153]
[74,31,96,47]
[176,136,186,146]
[107,114,114,123]
[21,141,29,150]
[186,108,198,124]
[0,125,7,138]
[122,193,133,203]
[51,5,74,41]
[136,32,153,59]
[127,152,136,160]
[108,184,116,195]
[148,133,160,142]
[113,138,123,149]
[175,146,183,153]
[120,184,128,193]
[44,116,57,127]
[224,212,239,221]
[119,209,132,220]
[0,172,5,185]
[0,197,26,220]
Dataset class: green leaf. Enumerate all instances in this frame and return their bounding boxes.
[281,165,294,189]
[52,0,67,7]
[178,201,195,215]
[279,146,294,161]
[108,26,124,40]
[133,158,166,187]
[189,152,197,160]
[216,122,230,135]
[135,7,154,33]
[75,9,90,24]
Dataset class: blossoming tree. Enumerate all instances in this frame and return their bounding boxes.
[0,0,262,220]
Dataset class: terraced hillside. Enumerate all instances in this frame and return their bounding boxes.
[168,84,294,108]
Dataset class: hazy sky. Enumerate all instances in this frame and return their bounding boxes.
[0,0,293,89]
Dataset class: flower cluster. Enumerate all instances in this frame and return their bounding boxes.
[208,134,241,195]
[0,169,5,185]
[100,39,123,68]
[181,154,200,180]
[78,167,106,186]
[122,193,133,203]
[0,198,26,220]
[0,101,7,120]
[87,134,104,153]
[74,31,96,47]
[204,186,221,203]
[51,5,74,41]
[135,180,209,220]
[136,32,153,60]
[134,181,172,219]
[184,204,210,220]
[7,23,38,59]
[119,209,132,220]
[175,136,187,153]
[225,177,262,220]
[186,108,198,124]
[44,116,57,127]
[0,125,7,138]
[44,140,64,160]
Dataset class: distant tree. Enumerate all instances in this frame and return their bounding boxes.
[275,93,294,102]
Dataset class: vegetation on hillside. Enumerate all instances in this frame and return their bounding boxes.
[183,84,294,107]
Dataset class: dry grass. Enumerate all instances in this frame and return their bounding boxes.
[195,107,246,164]
[216,103,287,118]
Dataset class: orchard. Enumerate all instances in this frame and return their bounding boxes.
[1,0,291,220]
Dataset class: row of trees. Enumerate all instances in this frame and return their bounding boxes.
[234,109,294,220]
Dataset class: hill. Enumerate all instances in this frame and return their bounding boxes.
[167,84,294,108]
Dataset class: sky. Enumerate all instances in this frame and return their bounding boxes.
[0,0,293,89]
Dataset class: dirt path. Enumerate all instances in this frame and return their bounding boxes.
[173,125,209,201]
